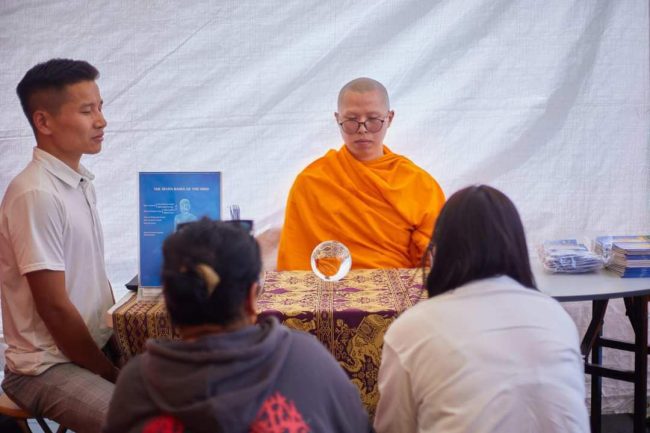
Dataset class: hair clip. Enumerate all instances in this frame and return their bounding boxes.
[195,263,220,295]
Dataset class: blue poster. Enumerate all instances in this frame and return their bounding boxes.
[139,172,221,288]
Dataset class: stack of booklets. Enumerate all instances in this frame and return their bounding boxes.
[607,242,650,278]
[538,239,603,273]
[594,235,650,262]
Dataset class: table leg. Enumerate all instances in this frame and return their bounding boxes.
[581,300,608,357]
[588,300,607,433]
[625,296,648,433]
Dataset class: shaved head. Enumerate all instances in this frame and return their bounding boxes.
[338,77,390,111]
[335,77,394,162]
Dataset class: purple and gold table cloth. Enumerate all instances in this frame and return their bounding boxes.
[112,268,427,415]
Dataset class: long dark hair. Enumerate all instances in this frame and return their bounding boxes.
[161,218,261,327]
[426,185,535,297]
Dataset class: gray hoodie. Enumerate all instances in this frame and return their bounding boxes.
[104,316,372,433]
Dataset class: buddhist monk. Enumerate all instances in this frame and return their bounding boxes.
[277,78,445,270]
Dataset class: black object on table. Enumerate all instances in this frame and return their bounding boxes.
[125,275,138,291]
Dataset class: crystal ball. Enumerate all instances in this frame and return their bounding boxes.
[310,240,352,282]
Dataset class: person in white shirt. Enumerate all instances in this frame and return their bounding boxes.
[0,58,118,433]
[374,185,589,433]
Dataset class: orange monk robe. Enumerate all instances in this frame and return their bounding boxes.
[277,145,445,270]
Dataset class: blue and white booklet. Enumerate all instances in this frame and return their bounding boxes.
[608,241,650,277]
[139,172,221,297]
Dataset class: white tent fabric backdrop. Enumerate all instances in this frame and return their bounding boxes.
[0,0,648,412]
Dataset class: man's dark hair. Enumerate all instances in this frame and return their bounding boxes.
[426,184,536,297]
[16,58,99,130]
[162,218,262,327]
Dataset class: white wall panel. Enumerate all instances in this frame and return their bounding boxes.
[0,0,648,412]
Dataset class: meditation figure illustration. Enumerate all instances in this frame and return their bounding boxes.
[174,198,197,230]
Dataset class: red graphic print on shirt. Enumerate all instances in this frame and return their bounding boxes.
[250,392,310,433]
[142,414,185,433]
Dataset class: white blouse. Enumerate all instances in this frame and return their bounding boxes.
[374,275,589,433]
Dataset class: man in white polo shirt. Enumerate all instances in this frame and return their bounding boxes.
[0,59,118,432]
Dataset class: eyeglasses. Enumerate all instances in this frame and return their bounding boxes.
[338,117,388,134]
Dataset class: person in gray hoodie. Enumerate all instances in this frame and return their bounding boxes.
[104,218,372,433]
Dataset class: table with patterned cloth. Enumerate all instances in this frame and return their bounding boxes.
[111,268,427,415]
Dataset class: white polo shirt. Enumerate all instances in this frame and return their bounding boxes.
[0,147,114,375]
